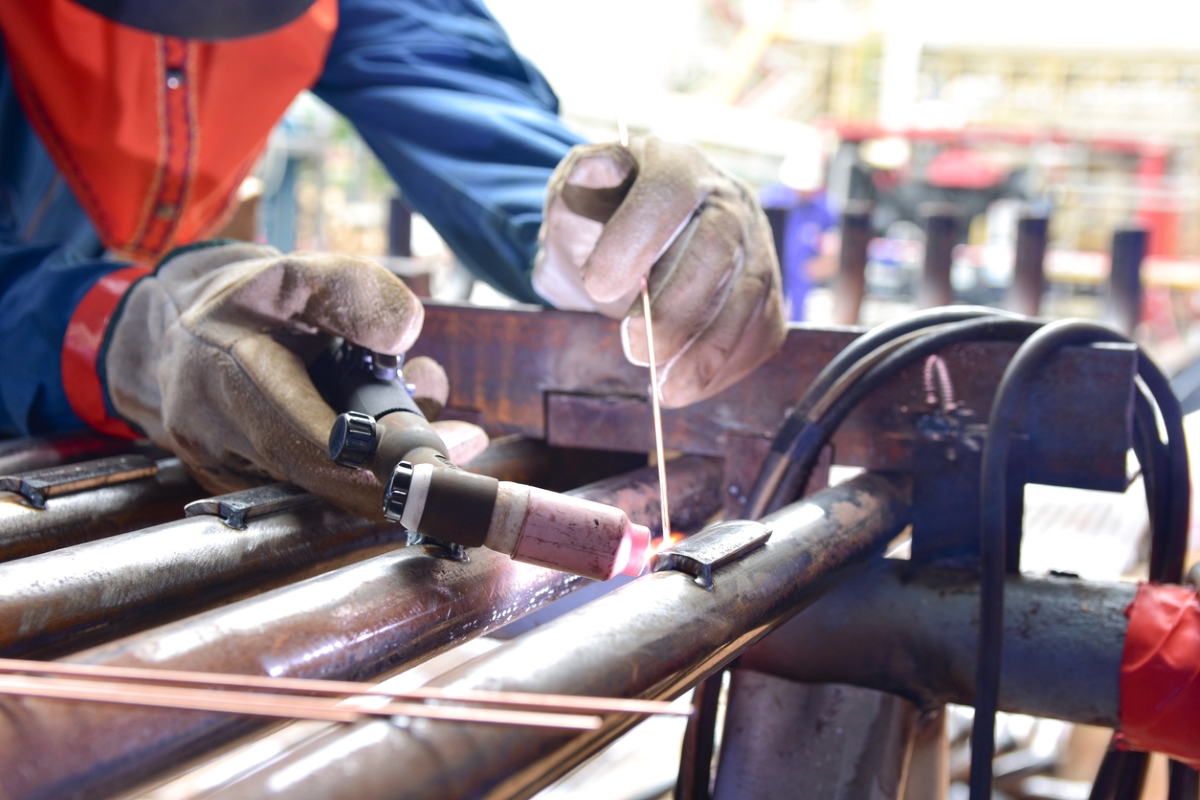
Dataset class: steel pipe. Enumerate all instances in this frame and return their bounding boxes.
[0,432,138,475]
[0,438,634,658]
[0,456,723,800]
[739,558,1134,727]
[208,472,909,800]
[0,499,406,659]
[0,458,201,562]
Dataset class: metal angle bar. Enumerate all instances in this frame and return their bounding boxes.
[0,457,200,563]
[0,674,602,730]
[651,519,772,590]
[185,483,316,529]
[0,432,138,476]
[0,454,158,509]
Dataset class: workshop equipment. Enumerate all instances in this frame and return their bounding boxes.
[323,341,652,581]
[0,301,1193,800]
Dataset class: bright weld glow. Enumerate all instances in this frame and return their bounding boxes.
[641,276,671,543]
[651,531,685,557]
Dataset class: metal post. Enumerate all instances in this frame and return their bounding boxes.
[832,201,873,325]
[388,197,413,257]
[1108,227,1147,336]
[1007,214,1049,316]
[712,675,917,800]
[918,202,961,309]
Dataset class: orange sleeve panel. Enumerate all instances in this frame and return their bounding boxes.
[0,0,336,263]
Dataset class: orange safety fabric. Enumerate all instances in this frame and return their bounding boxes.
[0,0,337,262]
[61,266,153,438]
[1119,582,1200,767]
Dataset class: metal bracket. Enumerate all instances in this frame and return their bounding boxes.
[405,530,470,562]
[650,520,772,590]
[0,454,158,509]
[184,483,315,530]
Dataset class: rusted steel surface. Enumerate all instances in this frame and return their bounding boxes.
[413,304,1135,491]
[0,457,723,800]
[0,437,645,659]
[0,458,201,562]
[0,502,406,659]
[832,201,873,326]
[713,676,917,800]
[208,473,910,800]
[0,432,138,476]
[739,559,1132,727]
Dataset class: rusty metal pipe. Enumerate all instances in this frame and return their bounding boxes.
[739,559,1132,727]
[0,458,201,562]
[0,499,407,659]
[0,439,612,658]
[0,455,723,800]
[0,432,138,475]
[208,472,909,800]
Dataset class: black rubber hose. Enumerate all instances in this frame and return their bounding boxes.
[973,319,1191,800]
[743,306,1013,519]
[764,316,1044,514]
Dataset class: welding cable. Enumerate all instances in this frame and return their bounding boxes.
[970,319,1192,800]
[758,315,1045,515]
[743,306,1018,519]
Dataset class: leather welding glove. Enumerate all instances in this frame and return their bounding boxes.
[532,136,786,408]
[105,242,484,520]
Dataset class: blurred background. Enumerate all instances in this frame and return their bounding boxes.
[220,3,1200,798]
[246,0,1200,372]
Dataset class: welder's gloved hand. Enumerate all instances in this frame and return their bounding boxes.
[532,136,786,408]
[105,242,428,520]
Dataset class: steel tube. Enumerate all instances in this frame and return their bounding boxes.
[0,458,201,562]
[209,472,909,800]
[0,439,620,658]
[739,559,1133,726]
[713,675,917,800]
[0,432,137,476]
[0,499,407,658]
[0,456,723,800]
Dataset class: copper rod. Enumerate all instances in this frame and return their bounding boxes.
[0,658,686,717]
[0,674,602,730]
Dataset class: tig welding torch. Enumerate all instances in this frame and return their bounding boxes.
[319,343,650,581]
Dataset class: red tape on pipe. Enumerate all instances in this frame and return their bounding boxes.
[1119,583,1200,766]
